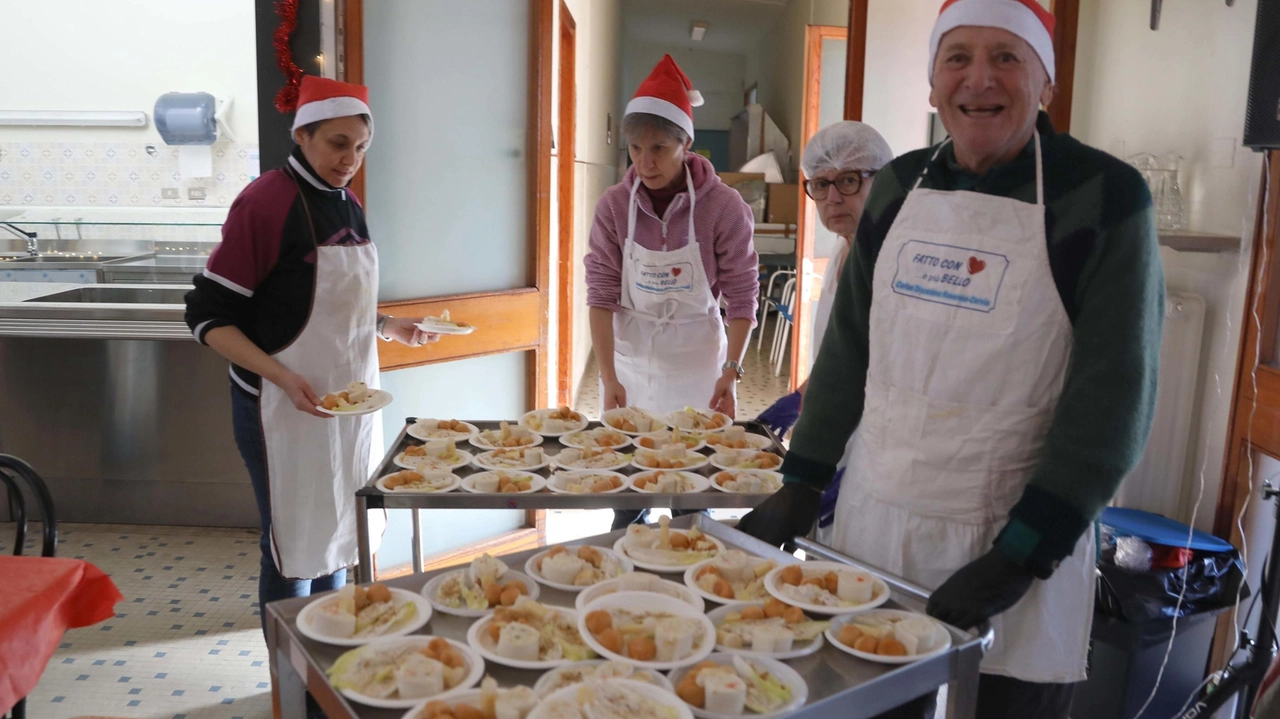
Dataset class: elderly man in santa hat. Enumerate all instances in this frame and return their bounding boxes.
[739,0,1164,715]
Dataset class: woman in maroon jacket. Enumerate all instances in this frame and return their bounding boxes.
[186,77,430,625]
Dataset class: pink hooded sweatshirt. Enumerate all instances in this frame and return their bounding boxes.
[585,152,759,324]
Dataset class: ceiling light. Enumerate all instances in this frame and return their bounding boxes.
[691,22,708,41]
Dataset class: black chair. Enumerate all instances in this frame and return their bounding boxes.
[1,454,57,719]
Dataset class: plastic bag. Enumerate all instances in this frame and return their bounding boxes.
[1096,547,1247,623]
[1115,536,1154,572]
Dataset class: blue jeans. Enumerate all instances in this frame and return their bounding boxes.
[230,384,346,636]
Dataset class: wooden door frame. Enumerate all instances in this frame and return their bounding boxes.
[791,24,849,389]
[1048,0,1080,132]
[1210,153,1280,667]
[341,0,554,411]
[555,1,577,407]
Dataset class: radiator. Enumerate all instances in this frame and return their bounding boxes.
[1112,291,1206,520]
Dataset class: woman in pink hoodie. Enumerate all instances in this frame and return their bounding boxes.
[585,56,759,528]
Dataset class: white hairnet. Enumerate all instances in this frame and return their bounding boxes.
[801,121,894,177]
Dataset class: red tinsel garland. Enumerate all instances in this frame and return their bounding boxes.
[273,0,304,113]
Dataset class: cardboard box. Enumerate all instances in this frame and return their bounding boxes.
[766,183,799,224]
[719,172,767,223]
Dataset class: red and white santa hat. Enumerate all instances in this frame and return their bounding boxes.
[625,54,704,141]
[289,76,374,140]
[929,0,1056,82]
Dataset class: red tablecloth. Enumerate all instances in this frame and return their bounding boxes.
[0,556,122,714]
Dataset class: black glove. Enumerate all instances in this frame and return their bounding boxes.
[735,482,822,548]
[926,547,1036,630]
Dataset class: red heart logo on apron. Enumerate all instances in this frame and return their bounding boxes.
[968,257,986,274]
[671,267,682,277]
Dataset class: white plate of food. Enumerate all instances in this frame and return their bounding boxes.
[297,583,431,646]
[579,591,717,671]
[575,571,706,613]
[326,635,484,709]
[709,449,784,472]
[531,679,693,719]
[318,382,392,416]
[469,421,544,451]
[628,470,710,495]
[519,407,588,437]
[545,470,628,495]
[709,470,784,495]
[466,598,594,670]
[707,600,828,660]
[394,441,473,471]
[683,550,781,604]
[632,448,710,472]
[634,428,708,452]
[666,407,733,433]
[826,609,953,664]
[534,659,675,699]
[763,561,891,616]
[704,426,774,451]
[668,653,808,719]
[400,679,538,719]
[415,310,476,336]
[462,470,546,495]
[376,470,462,494]
[613,517,725,573]
[552,447,634,472]
[601,406,668,435]
[524,545,632,593]
[472,447,551,472]
[407,418,478,442]
[422,554,539,617]
[560,427,633,450]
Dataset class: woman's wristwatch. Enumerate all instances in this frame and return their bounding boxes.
[376,314,391,342]
[722,360,745,380]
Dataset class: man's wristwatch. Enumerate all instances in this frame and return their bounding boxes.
[722,360,745,380]
[376,314,391,342]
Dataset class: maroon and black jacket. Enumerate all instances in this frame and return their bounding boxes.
[184,147,371,395]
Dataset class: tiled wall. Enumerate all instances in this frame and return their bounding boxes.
[0,141,260,209]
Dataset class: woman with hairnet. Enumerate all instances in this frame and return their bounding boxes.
[756,121,893,536]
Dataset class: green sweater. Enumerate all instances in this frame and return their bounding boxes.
[782,112,1164,579]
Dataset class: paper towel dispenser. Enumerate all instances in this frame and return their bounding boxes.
[154,92,235,145]
[154,92,218,145]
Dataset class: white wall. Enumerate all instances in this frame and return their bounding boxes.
[1071,0,1261,531]
[754,0,849,173]
[863,0,936,156]
[562,0,624,400]
[622,42,746,132]
[0,0,258,144]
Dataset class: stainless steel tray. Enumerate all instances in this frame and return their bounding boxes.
[361,418,785,510]
[355,418,786,580]
[267,515,991,719]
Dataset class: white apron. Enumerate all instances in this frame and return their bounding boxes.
[611,173,729,414]
[810,235,850,367]
[811,236,857,543]
[833,134,1095,683]
[259,169,382,580]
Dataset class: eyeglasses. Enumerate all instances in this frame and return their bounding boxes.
[803,171,876,200]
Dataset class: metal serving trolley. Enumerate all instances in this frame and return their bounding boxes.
[355,417,791,583]
[268,515,992,719]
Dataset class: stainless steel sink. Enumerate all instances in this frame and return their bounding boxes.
[6,254,138,265]
[25,287,189,304]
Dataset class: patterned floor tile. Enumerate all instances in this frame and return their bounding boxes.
[1,523,270,719]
